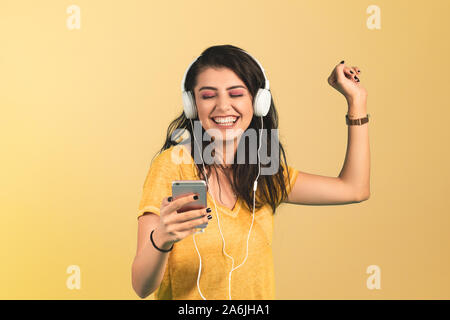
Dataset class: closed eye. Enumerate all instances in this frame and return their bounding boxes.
[202,94,243,99]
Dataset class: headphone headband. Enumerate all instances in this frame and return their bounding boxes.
[181,49,270,92]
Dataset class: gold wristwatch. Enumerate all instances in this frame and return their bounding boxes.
[346,113,370,125]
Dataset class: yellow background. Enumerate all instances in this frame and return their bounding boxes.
[1,0,449,299]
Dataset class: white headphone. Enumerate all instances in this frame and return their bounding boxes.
[180,48,270,300]
[181,49,272,119]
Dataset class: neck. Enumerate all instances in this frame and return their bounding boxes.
[211,138,239,167]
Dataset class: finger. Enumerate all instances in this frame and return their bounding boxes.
[179,227,204,240]
[161,196,172,207]
[350,66,361,82]
[343,67,356,81]
[349,66,361,81]
[328,64,339,85]
[169,207,211,225]
[165,192,199,214]
[173,214,210,232]
[349,68,361,82]
[329,61,349,86]
[335,61,348,83]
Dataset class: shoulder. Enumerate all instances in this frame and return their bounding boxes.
[142,146,182,189]
[149,143,193,172]
[153,146,174,162]
[150,146,178,170]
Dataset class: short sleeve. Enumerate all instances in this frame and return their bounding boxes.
[137,148,181,219]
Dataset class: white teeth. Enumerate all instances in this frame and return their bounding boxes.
[213,116,238,124]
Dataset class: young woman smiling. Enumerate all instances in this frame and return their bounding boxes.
[132,45,370,300]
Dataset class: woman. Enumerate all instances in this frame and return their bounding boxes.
[131,44,370,300]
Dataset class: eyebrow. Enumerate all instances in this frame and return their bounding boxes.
[198,85,246,91]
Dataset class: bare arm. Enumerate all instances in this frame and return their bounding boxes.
[285,61,370,205]
[131,213,172,299]
[284,95,370,206]
[284,171,364,206]
[131,194,211,299]
[337,97,370,200]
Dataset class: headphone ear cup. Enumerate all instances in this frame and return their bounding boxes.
[182,91,197,119]
[253,88,271,117]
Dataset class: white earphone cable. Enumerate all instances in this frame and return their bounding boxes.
[189,117,263,300]
[230,116,263,274]
[190,118,235,300]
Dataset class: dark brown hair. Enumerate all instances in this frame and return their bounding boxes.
[158,44,292,214]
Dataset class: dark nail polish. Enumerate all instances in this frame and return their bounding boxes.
[340,60,345,64]
[206,207,212,213]
[207,215,212,220]
[350,70,354,74]
[168,196,173,202]
[357,69,361,73]
[193,195,198,200]
[354,75,359,80]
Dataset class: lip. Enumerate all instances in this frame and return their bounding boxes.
[210,116,240,128]
[210,115,240,119]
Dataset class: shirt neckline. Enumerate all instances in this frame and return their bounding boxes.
[207,191,241,218]
[177,143,241,218]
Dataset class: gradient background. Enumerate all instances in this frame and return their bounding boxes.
[1,0,449,299]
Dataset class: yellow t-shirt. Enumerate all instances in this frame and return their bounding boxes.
[137,144,299,300]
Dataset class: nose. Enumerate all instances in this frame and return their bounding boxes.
[215,93,234,112]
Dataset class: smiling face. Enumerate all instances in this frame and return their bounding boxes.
[193,67,253,142]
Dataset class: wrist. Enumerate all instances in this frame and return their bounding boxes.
[346,94,367,108]
[347,100,367,119]
[346,110,368,119]
[152,228,174,251]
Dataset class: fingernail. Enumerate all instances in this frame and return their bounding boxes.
[350,70,354,74]
[357,69,361,73]
[354,76,360,81]
[193,195,199,200]
[207,214,212,220]
[340,60,345,64]
[206,207,212,213]
[168,196,173,202]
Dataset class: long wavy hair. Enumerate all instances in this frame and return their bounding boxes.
[157,44,292,214]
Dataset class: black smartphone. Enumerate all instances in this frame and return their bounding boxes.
[171,180,208,230]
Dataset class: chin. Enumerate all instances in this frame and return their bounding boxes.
[208,127,245,141]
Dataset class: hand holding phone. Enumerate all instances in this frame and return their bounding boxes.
[153,181,211,248]
[172,181,208,229]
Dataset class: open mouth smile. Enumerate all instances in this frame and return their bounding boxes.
[211,116,239,127]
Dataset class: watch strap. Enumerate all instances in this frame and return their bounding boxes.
[346,113,370,125]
